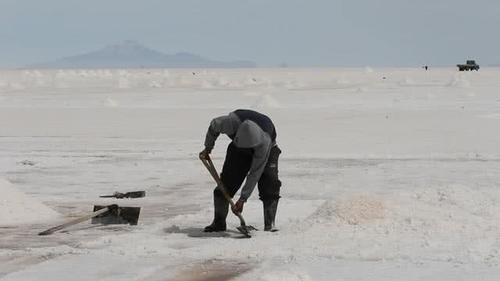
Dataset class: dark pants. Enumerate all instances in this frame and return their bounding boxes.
[214,142,282,201]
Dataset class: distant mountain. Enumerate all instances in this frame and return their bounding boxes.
[30,40,256,69]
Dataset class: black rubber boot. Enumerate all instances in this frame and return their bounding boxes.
[263,199,279,231]
[204,193,228,232]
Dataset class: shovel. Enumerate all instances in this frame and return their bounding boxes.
[100,191,146,199]
[200,155,256,238]
[38,204,141,236]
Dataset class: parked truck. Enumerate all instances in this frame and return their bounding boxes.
[457,60,480,71]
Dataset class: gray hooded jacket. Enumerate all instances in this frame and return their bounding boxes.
[204,112,274,201]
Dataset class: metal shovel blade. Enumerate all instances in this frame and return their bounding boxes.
[236,225,257,238]
[91,205,141,225]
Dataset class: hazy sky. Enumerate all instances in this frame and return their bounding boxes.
[1,0,499,67]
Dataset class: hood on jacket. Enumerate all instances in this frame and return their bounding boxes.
[211,112,241,135]
[234,121,263,148]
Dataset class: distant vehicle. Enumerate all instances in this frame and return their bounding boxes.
[457,60,480,71]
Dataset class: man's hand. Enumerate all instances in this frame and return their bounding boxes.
[199,148,212,160]
[232,199,245,214]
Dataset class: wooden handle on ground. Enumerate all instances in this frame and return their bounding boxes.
[38,205,115,236]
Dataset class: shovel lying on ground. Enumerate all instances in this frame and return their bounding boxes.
[200,155,256,238]
[100,191,146,199]
[38,204,141,236]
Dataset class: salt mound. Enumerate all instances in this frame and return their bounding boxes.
[0,178,60,226]
[309,195,385,225]
[335,195,385,224]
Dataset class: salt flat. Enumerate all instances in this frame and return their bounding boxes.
[1,68,500,280]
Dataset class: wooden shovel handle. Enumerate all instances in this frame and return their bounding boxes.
[200,155,247,227]
[38,205,117,236]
